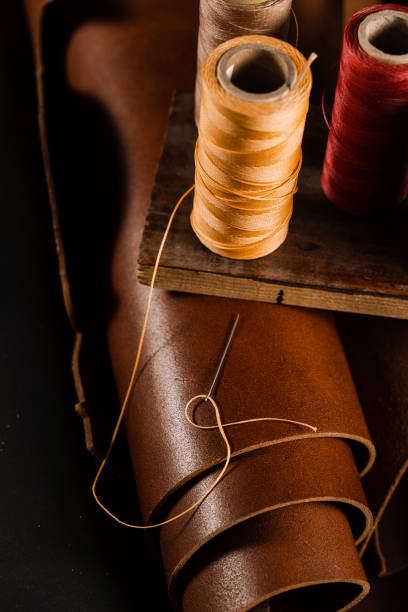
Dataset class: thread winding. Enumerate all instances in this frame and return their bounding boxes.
[191,35,314,259]
[195,0,293,121]
[321,4,408,216]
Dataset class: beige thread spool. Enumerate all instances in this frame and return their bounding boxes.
[358,8,408,65]
[195,0,293,123]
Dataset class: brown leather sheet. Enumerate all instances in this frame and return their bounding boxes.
[24,0,407,609]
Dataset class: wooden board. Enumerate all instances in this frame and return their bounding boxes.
[138,91,408,319]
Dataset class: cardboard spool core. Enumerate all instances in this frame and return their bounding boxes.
[217,43,296,102]
[358,9,408,65]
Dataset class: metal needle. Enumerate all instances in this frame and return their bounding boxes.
[205,313,240,401]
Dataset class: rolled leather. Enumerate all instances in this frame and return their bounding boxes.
[181,503,368,612]
[23,0,406,609]
[160,438,372,608]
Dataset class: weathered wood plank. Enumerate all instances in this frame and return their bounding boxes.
[138,91,408,319]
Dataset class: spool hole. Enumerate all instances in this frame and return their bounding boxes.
[368,16,408,56]
[227,49,288,94]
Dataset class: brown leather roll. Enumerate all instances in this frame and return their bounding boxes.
[22,0,403,610]
[60,3,373,607]
[181,503,369,612]
[160,438,372,601]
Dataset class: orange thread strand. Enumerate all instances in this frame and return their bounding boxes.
[92,183,317,529]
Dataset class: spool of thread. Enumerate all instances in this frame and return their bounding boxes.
[322,5,408,216]
[191,35,314,260]
[195,0,293,122]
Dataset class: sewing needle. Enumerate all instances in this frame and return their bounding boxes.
[205,313,240,402]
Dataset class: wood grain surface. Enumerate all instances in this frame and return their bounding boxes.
[138,92,408,319]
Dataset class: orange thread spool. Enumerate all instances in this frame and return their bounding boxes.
[191,35,314,260]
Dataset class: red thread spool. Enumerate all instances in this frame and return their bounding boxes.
[322,5,408,216]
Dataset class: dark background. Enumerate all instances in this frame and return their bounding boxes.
[0,2,169,610]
